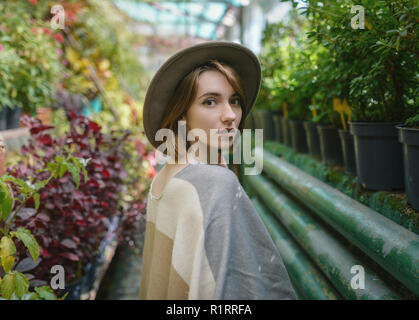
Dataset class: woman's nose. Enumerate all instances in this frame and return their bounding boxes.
[221,101,237,123]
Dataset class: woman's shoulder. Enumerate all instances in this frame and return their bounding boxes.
[175,163,239,189]
[160,163,241,203]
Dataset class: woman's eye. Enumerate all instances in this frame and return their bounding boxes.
[204,99,216,106]
[231,98,241,105]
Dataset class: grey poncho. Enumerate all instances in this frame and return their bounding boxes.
[139,162,296,300]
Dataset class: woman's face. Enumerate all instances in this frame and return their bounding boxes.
[183,69,242,152]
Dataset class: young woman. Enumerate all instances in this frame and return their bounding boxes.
[140,41,296,300]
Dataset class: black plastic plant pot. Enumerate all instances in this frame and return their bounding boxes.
[280,117,292,147]
[272,113,283,143]
[317,125,344,166]
[289,119,308,153]
[338,129,357,175]
[6,106,22,130]
[303,121,321,157]
[397,125,419,210]
[349,122,404,190]
[0,108,7,131]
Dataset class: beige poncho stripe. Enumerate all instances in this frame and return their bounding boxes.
[139,163,296,300]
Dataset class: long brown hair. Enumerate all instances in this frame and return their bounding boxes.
[159,60,246,160]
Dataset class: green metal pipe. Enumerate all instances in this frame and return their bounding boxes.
[252,197,342,300]
[255,148,419,296]
[245,173,402,299]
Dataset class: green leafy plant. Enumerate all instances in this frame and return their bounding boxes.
[0,1,63,114]
[0,155,87,300]
[294,0,419,123]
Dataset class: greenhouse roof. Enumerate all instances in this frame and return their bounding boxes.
[114,0,249,40]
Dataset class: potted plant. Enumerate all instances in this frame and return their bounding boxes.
[311,77,344,166]
[300,0,417,189]
[257,18,309,145]
[285,49,315,154]
[0,39,24,131]
[304,103,321,157]
[334,98,356,175]
[0,2,63,128]
[397,107,419,210]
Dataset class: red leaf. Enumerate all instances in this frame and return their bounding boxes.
[101,169,110,178]
[76,219,87,226]
[36,134,53,146]
[89,121,101,133]
[54,33,64,43]
[30,124,54,135]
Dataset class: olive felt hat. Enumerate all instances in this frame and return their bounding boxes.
[142,40,261,149]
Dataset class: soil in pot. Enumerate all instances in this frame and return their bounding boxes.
[339,129,357,175]
[289,119,308,153]
[397,125,419,210]
[349,122,404,190]
[303,121,321,157]
[6,106,22,130]
[317,125,344,166]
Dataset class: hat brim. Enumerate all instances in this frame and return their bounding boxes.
[143,41,261,149]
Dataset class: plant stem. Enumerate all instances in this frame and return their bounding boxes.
[4,173,54,233]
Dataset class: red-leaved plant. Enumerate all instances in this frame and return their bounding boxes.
[6,113,146,287]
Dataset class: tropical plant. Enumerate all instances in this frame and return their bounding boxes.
[0,152,86,300]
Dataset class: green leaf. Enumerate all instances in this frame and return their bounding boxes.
[0,236,16,258]
[10,228,39,262]
[70,157,89,183]
[34,286,56,300]
[0,181,13,221]
[14,271,29,298]
[1,175,27,189]
[66,162,80,188]
[58,163,67,178]
[33,193,40,211]
[2,255,15,273]
[59,291,69,300]
[20,292,40,300]
[0,273,15,299]
[0,271,28,299]
[46,162,58,177]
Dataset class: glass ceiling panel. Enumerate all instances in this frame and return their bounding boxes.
[114,0,244,39]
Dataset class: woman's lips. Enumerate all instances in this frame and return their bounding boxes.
[218,127,236,135]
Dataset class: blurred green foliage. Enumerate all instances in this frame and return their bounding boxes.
[0,1,63,113]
